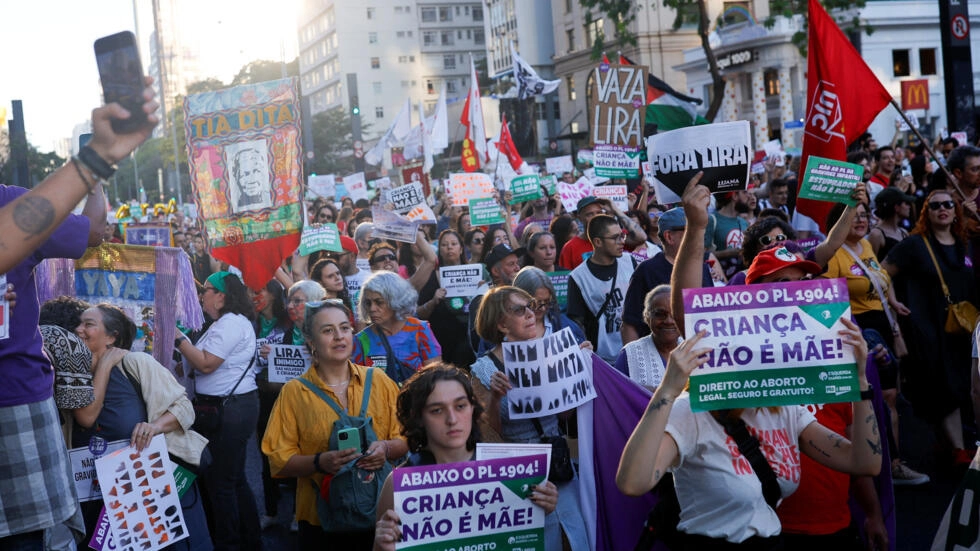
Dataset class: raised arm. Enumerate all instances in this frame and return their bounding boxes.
[669,172,707,333]
[812,183,867,267]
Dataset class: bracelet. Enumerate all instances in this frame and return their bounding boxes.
[313,452,327,474]
[77,145,116,180]
[381,440,389,460]
[859,385,874,401]
[174,334,186,349]
[70,158,98,195]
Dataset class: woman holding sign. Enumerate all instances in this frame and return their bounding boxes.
[372,364,558,551]
[417,230,477,367]
[470,286,590,550]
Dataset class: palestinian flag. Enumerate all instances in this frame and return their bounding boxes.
[620,54,709,132]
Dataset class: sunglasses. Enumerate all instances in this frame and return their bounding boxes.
[758,234,788,246]
[928,200,956,211]
[503,302,534,316]
[370,253,397,265]
[471,238,484,244]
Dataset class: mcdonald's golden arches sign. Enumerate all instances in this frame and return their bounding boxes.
[901,79,929,110]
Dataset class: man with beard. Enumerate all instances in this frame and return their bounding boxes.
[705,190,750,279]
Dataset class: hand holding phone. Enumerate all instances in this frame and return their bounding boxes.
[95,31,150,134]
[337,426,363,453]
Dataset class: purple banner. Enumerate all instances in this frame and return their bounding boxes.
[683,278,848,314]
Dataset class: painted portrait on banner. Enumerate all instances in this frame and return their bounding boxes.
[226,139,273,213]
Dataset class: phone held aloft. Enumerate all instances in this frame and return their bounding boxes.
[94,30,148,134]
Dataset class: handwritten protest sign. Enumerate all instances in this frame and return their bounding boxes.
[682,277,858,412]
[344,172,369,202]
[797,156,862,206]
[371,206,420,243]
[647,121,751,204]
[268,344,311,383]
[502,327,596,419]
[125,225,172,247]
[69,440,129,502]
[469,197,505,226]
[394,455,547,551]
[298,223,342,255]
[540,174,558,196]
[439,264,484,298]
[545,155,574,176]
[383,182,437,222]
[509,174,542,204]
[547,271,570,309]
[307,174,336,199]
[589,62,646,178]
[0,275,7,340]
[448,173,496,207]
[95,434,188,551]
[557,178,593,212]
[593,184,628,211]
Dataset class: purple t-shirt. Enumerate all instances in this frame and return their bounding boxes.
[0,185,90,406]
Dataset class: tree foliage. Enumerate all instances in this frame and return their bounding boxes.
[307,107,373,175]
[0,133,65,188]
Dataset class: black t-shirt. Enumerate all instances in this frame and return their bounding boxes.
[567,257,635,346]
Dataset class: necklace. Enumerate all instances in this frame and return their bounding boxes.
[325,379,350,387]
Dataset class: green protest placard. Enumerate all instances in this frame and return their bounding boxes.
[508,174,542,204]
[298,223,342,255]
[547,271,571,309]
[540,174,558,196]
[798,156,863,206]
[682,277,858,411]
[469,197,505,226]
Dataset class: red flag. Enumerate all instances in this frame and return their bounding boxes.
[797,0,892,230]
[460,91,480,172]
[496,114,524,171]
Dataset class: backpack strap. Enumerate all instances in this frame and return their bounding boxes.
[713,410,781,509]
[359,368,375,418]
[298,377,349,421]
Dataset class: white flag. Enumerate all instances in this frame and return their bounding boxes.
[468,55,488,163]
[430,82,449,152]
[511,43,560,100]
[364,98,413,166]
[420,100,434,173]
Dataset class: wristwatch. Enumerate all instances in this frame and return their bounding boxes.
[859,385,874,401]
[174,333,187,349]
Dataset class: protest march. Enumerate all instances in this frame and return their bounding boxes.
[5,1,980,550]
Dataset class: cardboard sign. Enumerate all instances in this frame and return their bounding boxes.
[545,155,574,176]
[509,174,542,204]
[593,184,628,212]
[124,225,172,247]
[401,162,431,198]
[0,275,7,340]
[439,264,484,298]
[371,206,420,243]
[448,173,496,207]
[589,63,647,150]
[468,197,505,226]
[647,121,751,204]
[393,455,547,551]
[268,344,311,383]
[344,172,369,202]
[798,156,862,206]
[501,327,597,420]
[557,178,593,213]
[383,182,436,222]
[298,223,343,256]
[682,276,858,411]
[69,439,130,502]
[308,174,336,199]
[94,435,188,551]
[547,271,570,309]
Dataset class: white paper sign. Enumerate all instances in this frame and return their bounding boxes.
[95,435,188,551]
[268,345,311,383]
[383,182,437,222]
[344,172,369,202]
[592,184,628,211]
[476,443,553,480]
[557,178,594,213]
[647,121,751,204]
[308,174,336,199]
[501,327,597,420]
[438,264,484,298]
[69,439,130,502]
[371,206,420,243]
[545,155,574,176]
[447,173,496,207]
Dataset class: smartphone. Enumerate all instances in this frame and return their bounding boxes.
[94,31,148,134]
[337,427,363,453]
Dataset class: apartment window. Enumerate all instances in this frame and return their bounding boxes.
[465,6,470,15]
[368,32,378,44]
[474,29,485,45]
[473,6,483,21]
[567,75,576,101]
[401,80,409,88]
[427,80,435,94]
[441,31,454,46]
[455,6,460,15]
[375,107,384,118]
[893,49,911,77]
[446,80,457,93]
[439,7,452,21]
[566,29,575,53]
[397,31,405,38]
[443,54,456,70]
[423,31,437,46]
[407,30,413,37]
[920,48,937,75]
[421,7,436,22]
[586,19,604,46]
[457,30,463,39]
[366,7,375,19]
[764,69,779,96]
[372,82,382,94]
[566,0,574,12]
[371,57,380,69]
[395,6,404,13]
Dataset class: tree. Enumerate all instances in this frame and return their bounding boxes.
[230,59,299,86]
[307,107,372,175]
[0,132,65,188]
[578,0,870,121]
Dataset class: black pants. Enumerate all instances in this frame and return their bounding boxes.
[256,382,282,517]
[781,526,863,551]
[297,521,373,549]
[198,390,261,551]
[679,532,783,551]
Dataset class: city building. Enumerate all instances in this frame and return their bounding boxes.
[148,0,202,128]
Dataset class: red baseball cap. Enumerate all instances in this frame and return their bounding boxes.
[340,236,358,255]
[745,247,822,284]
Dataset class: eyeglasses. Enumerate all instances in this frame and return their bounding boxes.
[600,231,627,243]
[758,234,788,246]
[471,238,484,244]
[650,309,673,321]
[854,213,870,220]
[928,200,956,211]
[530,299,556,311]
[503,302,534,316]
[201,286,217,294]
[370,253,397,265]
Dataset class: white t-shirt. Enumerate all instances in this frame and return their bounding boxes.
[345,268,372,318]
[194,313,258,396]
[665,394,816,542]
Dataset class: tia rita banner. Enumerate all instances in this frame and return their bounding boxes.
[184,78,304,290]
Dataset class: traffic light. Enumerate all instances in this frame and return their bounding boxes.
[351,95,360,116]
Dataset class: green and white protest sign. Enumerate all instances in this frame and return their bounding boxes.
[540,174,558,196]
[394,455,547,551]
[298,223,342,255]
[547,271,571,309]
[682,277,858,411]
[508,174,542,204]
[798,156,862,206]
[469,197,505,226]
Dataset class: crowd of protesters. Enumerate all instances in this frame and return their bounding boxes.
[4,81,980,551]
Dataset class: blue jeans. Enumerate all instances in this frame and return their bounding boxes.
[198,391,261,551]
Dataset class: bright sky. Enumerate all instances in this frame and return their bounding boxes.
[0,0,298,152]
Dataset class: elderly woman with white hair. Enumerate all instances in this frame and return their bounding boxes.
[614,285,681,391]
[352,271,442,384]
[512,266,587,343]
